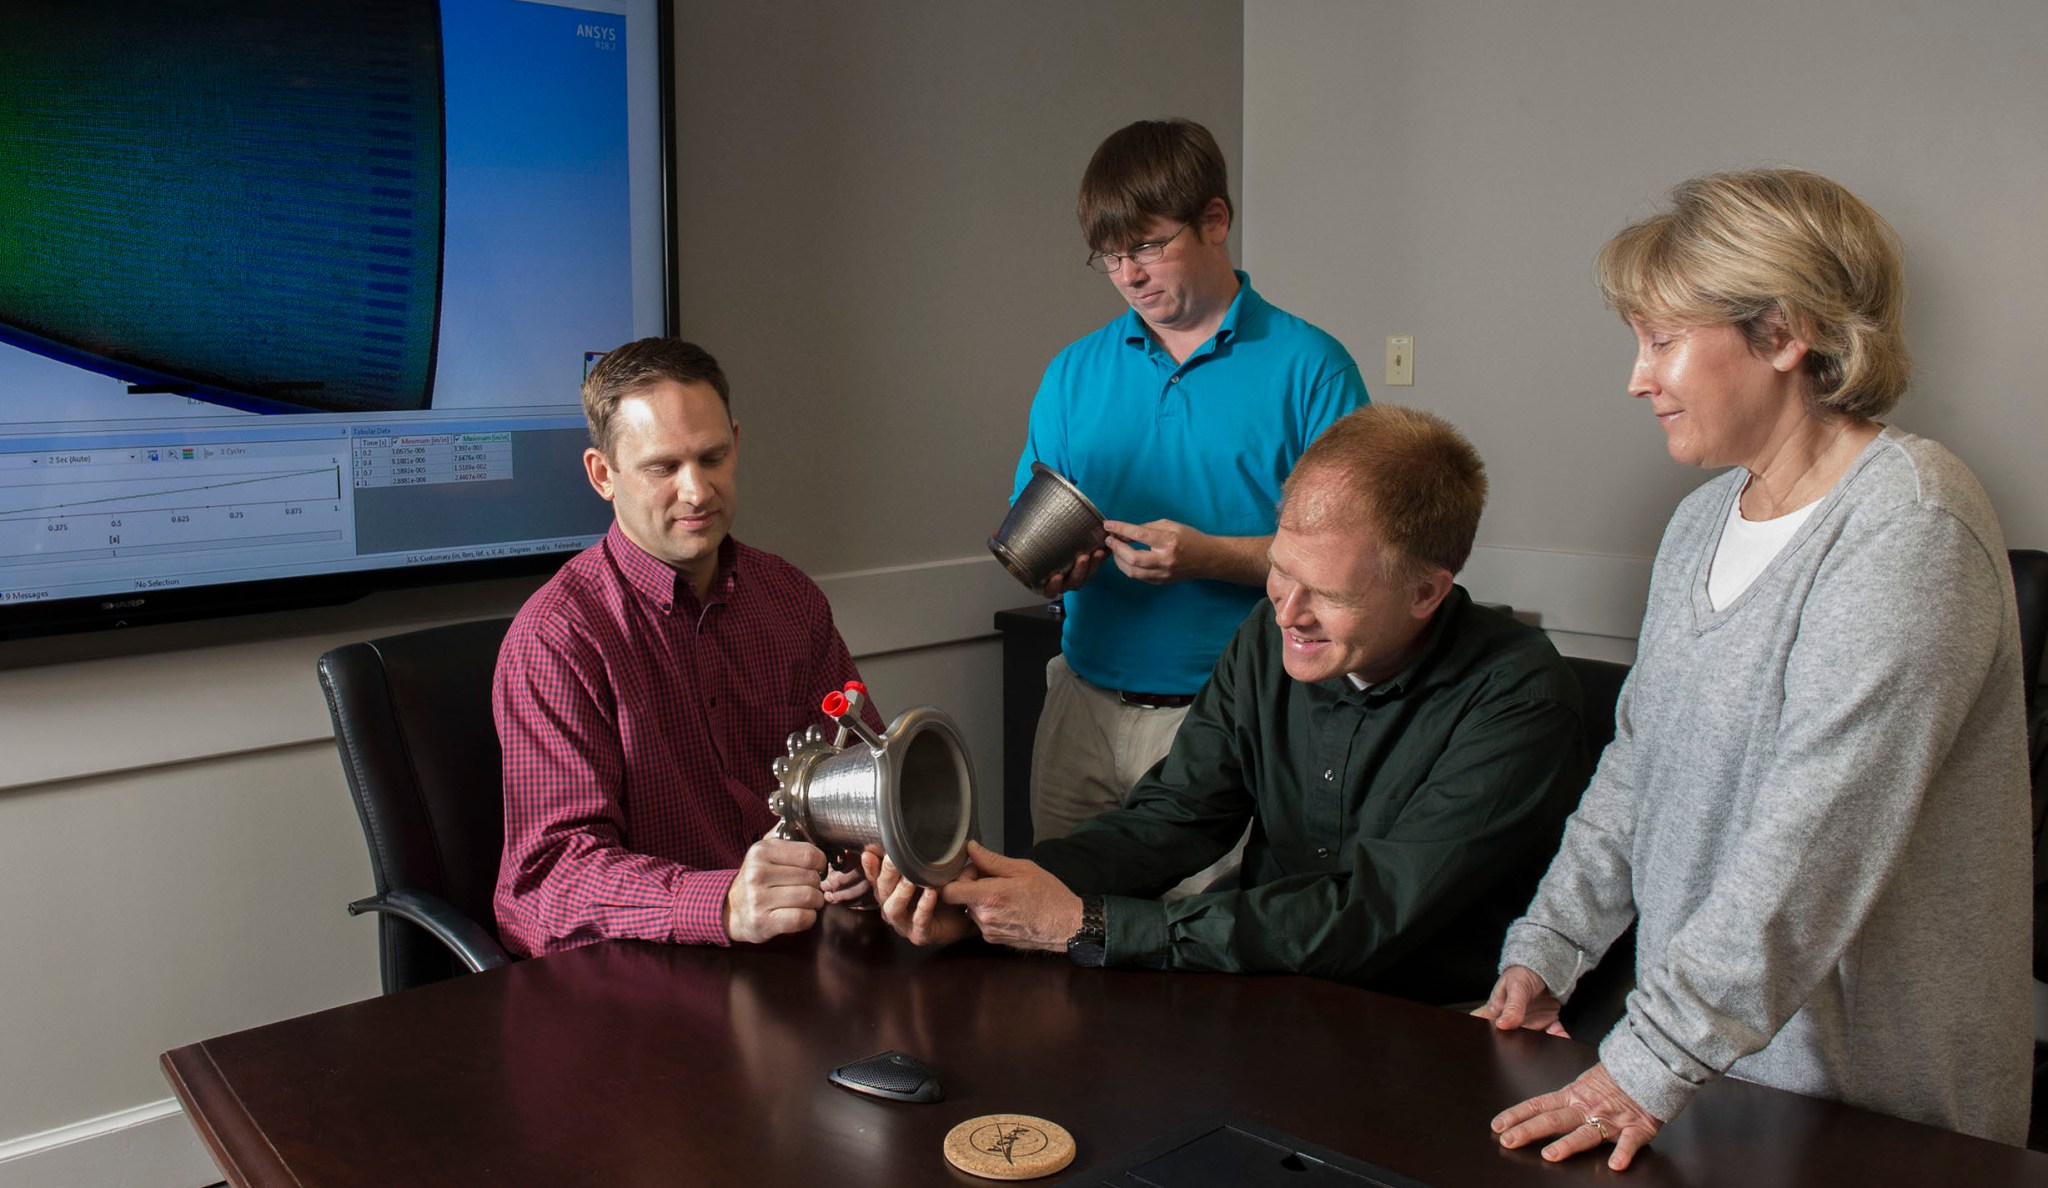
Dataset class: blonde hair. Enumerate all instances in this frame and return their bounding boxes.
[1280,405,1487,580]
[1596,168,1910,418]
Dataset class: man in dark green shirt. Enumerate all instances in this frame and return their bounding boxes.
[868,405,1588,1003]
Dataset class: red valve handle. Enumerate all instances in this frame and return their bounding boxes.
[821,691,849,717]
[845,680,867,695]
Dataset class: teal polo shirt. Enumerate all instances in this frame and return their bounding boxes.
[1012,271,1367,694]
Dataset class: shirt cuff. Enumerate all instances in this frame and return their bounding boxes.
[1102,895,1169,969]
[1597,1015,1702,1123]
[672,869,740,946]
[1500,921,1588,1002]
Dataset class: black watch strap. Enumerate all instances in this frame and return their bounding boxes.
[1066,895,1107,967]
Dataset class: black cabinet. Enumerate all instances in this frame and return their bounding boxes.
[991,603,1062,852]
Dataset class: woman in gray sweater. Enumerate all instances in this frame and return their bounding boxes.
[1478,168,2032,1168]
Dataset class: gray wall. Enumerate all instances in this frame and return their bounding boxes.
[1244,0,2048,653]
[0,3,1244,1179]
[673,1,1243,574]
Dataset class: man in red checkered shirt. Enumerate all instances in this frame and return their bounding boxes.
[493,338,879,957]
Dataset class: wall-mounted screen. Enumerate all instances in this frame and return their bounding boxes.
[0,0,671,638]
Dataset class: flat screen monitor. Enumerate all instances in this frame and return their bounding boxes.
[0,0,672,638]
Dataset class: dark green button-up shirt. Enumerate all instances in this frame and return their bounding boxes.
[1031,586,1588,1003]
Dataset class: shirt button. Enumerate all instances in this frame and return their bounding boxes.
[1316,846,1333,859]
[1322,769,1334,781]
[1169,375,1180,384]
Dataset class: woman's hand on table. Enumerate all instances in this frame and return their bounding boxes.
[1472,964,1570,1037]
[1491,1061,1663,1171]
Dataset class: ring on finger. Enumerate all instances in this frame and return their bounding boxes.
[1583,1115,1616,1142]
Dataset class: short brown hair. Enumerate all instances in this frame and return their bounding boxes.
[1280,405,1488,580]
[1596,168,1910,418]
[582,337,731,457]
[1077,118,1234,253]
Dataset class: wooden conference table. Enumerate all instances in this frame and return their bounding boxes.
[163,909,2046,1187]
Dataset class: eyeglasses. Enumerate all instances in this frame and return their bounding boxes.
[1085,223,1188,274]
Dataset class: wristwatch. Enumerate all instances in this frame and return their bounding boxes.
[1066,895,1107,968]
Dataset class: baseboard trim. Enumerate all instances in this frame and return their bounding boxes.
[0,1099,217,1188]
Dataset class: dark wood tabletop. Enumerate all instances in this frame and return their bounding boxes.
[163,908,2046,1187]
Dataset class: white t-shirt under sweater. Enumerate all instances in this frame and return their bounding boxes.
[1707,484,1817,611]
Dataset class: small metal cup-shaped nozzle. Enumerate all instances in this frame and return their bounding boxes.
[988,462,1108,593]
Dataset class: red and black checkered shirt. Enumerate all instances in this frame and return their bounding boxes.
[493,523,875,957]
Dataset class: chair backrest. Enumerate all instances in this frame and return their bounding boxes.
[2012,550,2048,984]
[1556,654,1635,1038]
[318,617,512,994]
[1564,655,1630,757]
[2012,549,2048,708]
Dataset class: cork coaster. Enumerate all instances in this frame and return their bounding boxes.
[943,1114,1076,1180]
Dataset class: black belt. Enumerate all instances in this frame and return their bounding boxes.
[1118,690,1195,709]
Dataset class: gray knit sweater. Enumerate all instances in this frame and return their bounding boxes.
[1502,427,2032,1144]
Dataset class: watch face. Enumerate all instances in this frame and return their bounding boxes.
[1067,940,1107,968]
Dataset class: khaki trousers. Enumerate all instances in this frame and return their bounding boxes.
[1028,654,1247,900]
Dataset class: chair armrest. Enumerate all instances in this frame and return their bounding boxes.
[348,889,512,974]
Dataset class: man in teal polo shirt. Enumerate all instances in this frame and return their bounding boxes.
[1017,119,1368,872]
[880,406,1588,1002]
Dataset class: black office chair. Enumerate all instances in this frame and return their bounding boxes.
[2015,549,2047,696]
[1554,655,1637,1039]
[1564,655,1629,755]
[2009,550,2048,1149]
[318,617,515,994]
[2012,549,2047,836]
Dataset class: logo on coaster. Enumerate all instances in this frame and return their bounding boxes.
[944,1114,1076,1181]
[973,1120,1049,1164]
